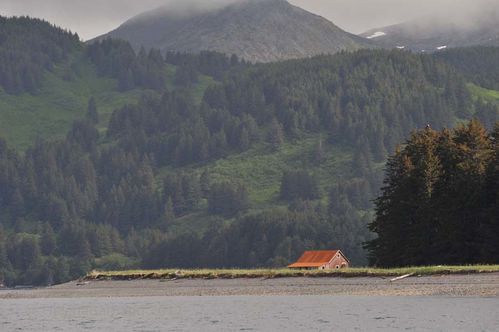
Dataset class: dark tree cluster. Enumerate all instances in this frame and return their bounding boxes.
[366,120,499,267]
[107,90,260,166]
[208,182,249,217]
[280,170,320,202]
[475,99,499,130]
[174,64,200,87]
[144,208,344,269]
[163,173,202,217]
[436,47,499,90]
[166,51,246,81]
[87,39,166,91]
[0,16,80,94]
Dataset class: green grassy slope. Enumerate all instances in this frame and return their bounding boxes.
[0,53,215,151]
[0,54,149,150]
[166,134,358,235]
[206,136,352,206]
[468,83,499,103]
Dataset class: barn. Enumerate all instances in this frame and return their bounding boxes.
[287,250,349,270]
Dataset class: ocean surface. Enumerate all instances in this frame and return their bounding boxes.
[0,295,497,331]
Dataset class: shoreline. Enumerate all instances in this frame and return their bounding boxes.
[84,265,499,282]
[1,273,498,299]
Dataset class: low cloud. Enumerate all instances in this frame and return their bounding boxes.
[1,0,242,39]
[291,0,498,33]
[0,0,497,39]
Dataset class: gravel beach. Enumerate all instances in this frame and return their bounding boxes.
[1,273,498,299]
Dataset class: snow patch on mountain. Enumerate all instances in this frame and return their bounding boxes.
[366,31,387,39]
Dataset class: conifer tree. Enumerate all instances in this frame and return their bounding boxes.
[86,97,99,124]
[314,137,325,164]
[268,118,284,151]
[200,170,211,198]
[41,223,57,256]
[161,197,175,230]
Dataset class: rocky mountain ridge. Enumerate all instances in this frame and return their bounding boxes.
[95,0,373,62]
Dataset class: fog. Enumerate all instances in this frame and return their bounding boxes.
[0,0,497,40]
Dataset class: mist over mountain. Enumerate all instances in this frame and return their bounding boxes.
[361,7,499,52]
[94,0,373,62]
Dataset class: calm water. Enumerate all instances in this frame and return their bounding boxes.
[0,296,497,331]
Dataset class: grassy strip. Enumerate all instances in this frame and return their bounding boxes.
[468,83,499,103]
[198,134,353,208]
[85,265,499,281]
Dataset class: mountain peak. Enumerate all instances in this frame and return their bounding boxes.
[94,0,372,62]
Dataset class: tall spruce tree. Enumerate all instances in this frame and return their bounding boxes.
[86,97,99,124]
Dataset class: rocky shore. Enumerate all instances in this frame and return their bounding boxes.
[1,273,498,299]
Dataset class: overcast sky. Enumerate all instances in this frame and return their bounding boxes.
[0,0,496,40]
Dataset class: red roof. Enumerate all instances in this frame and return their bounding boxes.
[287,250,339,268]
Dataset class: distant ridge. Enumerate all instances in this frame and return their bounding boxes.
[361,10,499,52]
[93,0,373,62]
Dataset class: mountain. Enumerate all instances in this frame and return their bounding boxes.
[361,10,499,52]
[94,0,373,62]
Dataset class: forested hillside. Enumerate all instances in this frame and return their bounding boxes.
[0,18,221,150]
[0,17,497,286]
[0,16,80,95]
[436,47,499,91]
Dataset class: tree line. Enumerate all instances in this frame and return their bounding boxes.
[87,40,246,91]
[0,16,245,96]
[0,16,80,94]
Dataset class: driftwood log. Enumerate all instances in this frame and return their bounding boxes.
[390,273,415,282]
